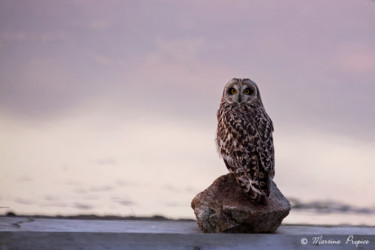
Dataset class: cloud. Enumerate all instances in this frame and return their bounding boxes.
[0,31,67,43]
[336,42,375,74]
[74,203,93,210]
[94,158,117,166]
[0,0,374,145]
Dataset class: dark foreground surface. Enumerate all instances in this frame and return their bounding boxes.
[0,216,374,250]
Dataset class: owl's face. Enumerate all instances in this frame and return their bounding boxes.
[222,78,260,105]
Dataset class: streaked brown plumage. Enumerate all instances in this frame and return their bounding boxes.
[216,78,274,205]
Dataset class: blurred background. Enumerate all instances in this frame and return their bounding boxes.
[1,0,374,225]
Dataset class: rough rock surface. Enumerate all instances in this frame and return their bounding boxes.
[191,173,291,233]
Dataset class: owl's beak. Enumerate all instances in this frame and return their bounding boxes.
[238,94,242,103]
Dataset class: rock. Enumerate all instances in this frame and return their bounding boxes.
[191,173,291,233]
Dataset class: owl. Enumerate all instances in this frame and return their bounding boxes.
[216,78,274,205]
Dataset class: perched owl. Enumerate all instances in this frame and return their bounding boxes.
[216,78,274,205]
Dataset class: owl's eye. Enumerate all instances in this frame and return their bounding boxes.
[228,88,237,95]
[243,88,253,95]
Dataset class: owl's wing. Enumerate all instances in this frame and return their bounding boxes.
[257,111,275,179]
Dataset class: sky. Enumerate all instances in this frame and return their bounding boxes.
[0,0,375,223]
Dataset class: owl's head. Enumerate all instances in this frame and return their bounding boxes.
[222,78,262,106]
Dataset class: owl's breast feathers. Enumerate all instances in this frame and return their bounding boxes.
[216,104,275,204]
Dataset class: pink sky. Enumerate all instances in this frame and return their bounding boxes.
[1,0,375,222]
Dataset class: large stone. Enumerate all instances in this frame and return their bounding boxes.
[191,173,291,233]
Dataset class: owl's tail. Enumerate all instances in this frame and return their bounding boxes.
[234,171,270,206]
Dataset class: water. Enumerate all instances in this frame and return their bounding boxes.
[2,173,375,225]
[1,112,375,226]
